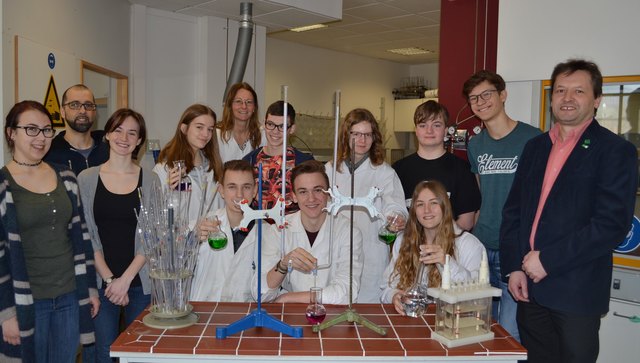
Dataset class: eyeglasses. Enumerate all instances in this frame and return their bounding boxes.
[349,131,373,140]
[468,89,498,104]
[62,101,98,111]
[14,125,56,138]
[232,99,255,107]
[264,120,290,132]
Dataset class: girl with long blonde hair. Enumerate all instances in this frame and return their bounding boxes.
[381,180,485,315]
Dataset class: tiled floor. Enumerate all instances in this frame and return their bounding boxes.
[112,302,526,360]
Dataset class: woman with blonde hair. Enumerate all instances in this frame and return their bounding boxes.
[381,180,485,315]
[325,108,407,303]
[216,82,264,162]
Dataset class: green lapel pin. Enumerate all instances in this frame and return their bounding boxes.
[581,139,590,149]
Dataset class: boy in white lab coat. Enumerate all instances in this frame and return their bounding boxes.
[254,160,363,305]
[190,159,258,301]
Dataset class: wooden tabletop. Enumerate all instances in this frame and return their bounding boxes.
[111,302,526,362]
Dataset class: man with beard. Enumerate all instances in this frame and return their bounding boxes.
[44,84,109,174]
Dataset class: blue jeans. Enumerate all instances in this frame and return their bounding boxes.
[34,290,80,363]
[91,286,150,363]
[487,248,520,342]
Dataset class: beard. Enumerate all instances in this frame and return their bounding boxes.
[65,115,94,133]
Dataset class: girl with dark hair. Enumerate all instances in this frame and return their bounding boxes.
[0,101,99,362]
[77,108,158,363]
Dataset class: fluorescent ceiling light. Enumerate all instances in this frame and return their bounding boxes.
[290,24,328,32]
[387,47,433,56]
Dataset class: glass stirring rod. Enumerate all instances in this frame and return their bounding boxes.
[312,261,318,287]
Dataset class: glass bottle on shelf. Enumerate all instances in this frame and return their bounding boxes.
[305,287,326,325]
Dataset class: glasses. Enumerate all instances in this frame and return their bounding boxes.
[468,89,498,104]
[264,120,290,132]
[63,101,97,111]
[349,131,373,140]
[14,125,56,138]
[232,99,255,107]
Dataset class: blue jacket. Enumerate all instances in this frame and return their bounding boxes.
[500,120,637,315]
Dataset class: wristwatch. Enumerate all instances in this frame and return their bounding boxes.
[275,262,288,275]
[105,276,116,285]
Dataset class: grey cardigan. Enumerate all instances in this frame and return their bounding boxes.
[77,165,159,294]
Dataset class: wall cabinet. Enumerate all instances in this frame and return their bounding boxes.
[598,298,640,362]
[393,98,437,132]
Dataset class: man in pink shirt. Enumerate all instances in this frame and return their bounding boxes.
[500,59,637,363]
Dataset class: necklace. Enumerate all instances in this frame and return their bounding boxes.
[13,158,43,167]
[234,129,249,151]
[238,139,248,151]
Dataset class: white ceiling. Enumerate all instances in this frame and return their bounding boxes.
[128,0,440,65]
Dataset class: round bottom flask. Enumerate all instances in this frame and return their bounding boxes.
[305,287,327,325]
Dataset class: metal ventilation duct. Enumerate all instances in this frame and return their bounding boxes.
[224,2,254,99]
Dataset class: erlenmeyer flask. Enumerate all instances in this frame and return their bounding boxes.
[401,262,429,317]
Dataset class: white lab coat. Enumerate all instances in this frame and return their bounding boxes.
[253,211,363,305]
[152,155,223,227]
[216,128,266,163]
[189,208,257,302]
[325,159,407,303]
[380,226,486,303]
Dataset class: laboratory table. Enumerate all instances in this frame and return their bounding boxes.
[111,302,526,362]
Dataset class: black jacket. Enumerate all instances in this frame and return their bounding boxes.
[44,130,109,175]
[500,120,637,315]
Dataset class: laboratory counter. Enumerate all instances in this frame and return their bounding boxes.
[111,301,526,362]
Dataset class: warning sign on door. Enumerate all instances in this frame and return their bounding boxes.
[43,75,63,127]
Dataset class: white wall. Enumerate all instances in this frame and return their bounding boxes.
[504,80,541,128]
[409,63,439,89]
[2,1,267,164]
[130,5,266,148]
[266,38,408,115]
[498,0,640,126]
[498,0,640,81]
[266,38,416,150]
[3,0,130,100]
[2,0,130,163]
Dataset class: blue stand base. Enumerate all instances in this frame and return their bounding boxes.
[216,308,303,339]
